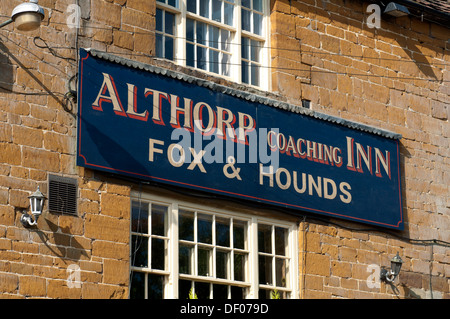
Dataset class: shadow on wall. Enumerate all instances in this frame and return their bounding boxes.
[303,2,445,81]
[399,38,443,81]
[398,141,411,237]
[0,40,88,263]
[363,8,444,81]
[0,42,14,94]
[0,40,69,111]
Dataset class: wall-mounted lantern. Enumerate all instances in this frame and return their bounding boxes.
[380,252,404,283]
[20,186,46,228]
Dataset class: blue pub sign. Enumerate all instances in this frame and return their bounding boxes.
[77,49,404,230]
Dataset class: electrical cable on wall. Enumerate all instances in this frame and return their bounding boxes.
[0,12,447,68]
[104,172,450,249]
[33,36,76,63]
[0,16,447,106]
[24,37,450,84]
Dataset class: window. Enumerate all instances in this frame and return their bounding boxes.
[241,37,261,86]
[258,224,290,298]
[130,201,169,299]
[156,8,176,61]
[130,193,298,299]
[177,210,249,298]
[185,19,232,76]
[155,0,270,89]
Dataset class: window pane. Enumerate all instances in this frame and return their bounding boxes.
[216,217,230,247]
[132,202,148,234]
[168,0,178,8]
[253,0,263,12]
[216,250,229,279]
[275,227,287,256]
[258,288,271,299]
[152,205,167,236]
[258,224,272,253]
[130,271,145,299]
[156,34,164,58]
[197,22,207,45]
[196,281,211,299]
[221,29,231,51]
[253,12,262,35]
[212,0,222,22]
[131,235,148,267]
[200,0,210,18]
[179,211,194,241]
[186,43,195,67]
[156,9,163,32]
[258,255,273,285]
[241,37,249,60]
[210,26,220,49]
[164,37,173,60]
[186,19,195,42]
[234,252,246,281]
[179,279,193,299]
[251,63,260,86]
[165,12,175,35]
[224,2,234,26]
[222,54,230,76]
[148,274,164,299]
[233,220,246,249]
[165,36,174,60]
[242,60,249,84]
[187,0,196,13]
[251,39,260,62]
[197,46,206,71]
[198,247,212,276]
[242,0,251,9]
[241,9,251,32]
[276,258,287,287]
[179,244,194,274]
[213,284,228,299]
[151,238,167,270]
[198,213,212,244]
[231,286,244,299]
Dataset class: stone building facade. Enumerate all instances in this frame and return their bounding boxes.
[0,0,448,299]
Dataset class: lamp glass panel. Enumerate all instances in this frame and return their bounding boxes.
[391,261,402,275]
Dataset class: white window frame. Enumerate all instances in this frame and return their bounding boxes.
[130,191,299,299]
[155,0,271,91]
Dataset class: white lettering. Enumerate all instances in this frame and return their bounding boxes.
[260,165,352,204]
[339,182,352,204]
[92,73,126,116]
[149,138,164,162]
[187,148,207,173]
[168,143,185,167]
